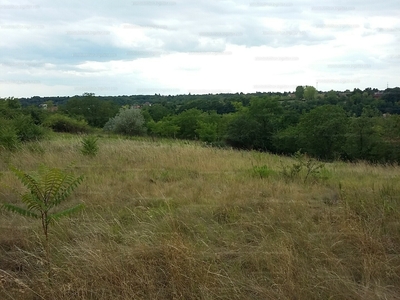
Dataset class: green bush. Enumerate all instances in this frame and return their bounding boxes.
[43,114,90,133]
[252,165,275,179]
[80,135,99,157]
[0,119,20,150]
[104,107,146,136]
[12,115,46,142]
[281,151,325,183]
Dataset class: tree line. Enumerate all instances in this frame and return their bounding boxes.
[2,87,400,163]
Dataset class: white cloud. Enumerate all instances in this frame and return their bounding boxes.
[0,0,399,97]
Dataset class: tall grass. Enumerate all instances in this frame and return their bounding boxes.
[0,135,399,299]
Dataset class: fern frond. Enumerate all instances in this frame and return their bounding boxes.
[43,167,66,203]
[21,193,45,212]
[2,203,39,219]
[50,175,84,208]
[10,166,44,201]
[47,203,85,224]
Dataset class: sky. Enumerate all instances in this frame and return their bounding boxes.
[0,0,399,97]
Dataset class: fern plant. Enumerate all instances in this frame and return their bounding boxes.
[80,135,99,157]
[2,165,84,267]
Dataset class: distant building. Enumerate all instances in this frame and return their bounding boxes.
[39,103,58,112]
[373,91,384,99]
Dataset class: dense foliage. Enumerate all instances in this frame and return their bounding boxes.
[3,86,400,162]
[0,98,47,150]
[104,106,147,136]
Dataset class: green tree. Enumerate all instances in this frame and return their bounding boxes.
[5,97,22,110]
[326,90,338,104]
[344,109,381,161]
[225,113,260,149]
[379,114,400,162]
[174,109,203,139]
[304,86,317,101]
[247,97,283,150]
[273,125,300,155]
[196,122,218,143]
[61,93,119,128]
[295,86,304,100]
[297,105,348,159]
[104,107,147,136]
[147,117,180,138]
[144,104,172,122]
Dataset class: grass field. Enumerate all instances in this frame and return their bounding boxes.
[1,135,399,299]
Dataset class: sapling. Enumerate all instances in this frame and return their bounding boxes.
[2,165,84,273]
[80,135,99,157]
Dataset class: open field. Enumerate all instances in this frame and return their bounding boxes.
[1,135,400,299]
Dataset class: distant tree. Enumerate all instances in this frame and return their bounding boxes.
[344,108,382,161]
[61,93,119,128]
[295,86,304,100]
[144,104,172,122]
[248,97,283,150]
[147,117,180,138]
[273,125,300,155]
[325,90,338,104]
[380,114,400,162]
[103,107,146,136]
[173,109,203,139]
[196,122,218,143]
[303,86,317,101]
[297,105,348,159]
[5,97,22,110]
[225,113,260,149]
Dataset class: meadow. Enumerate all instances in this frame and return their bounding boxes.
[0,135,399,299]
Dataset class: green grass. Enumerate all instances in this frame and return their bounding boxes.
[0,134,399,299]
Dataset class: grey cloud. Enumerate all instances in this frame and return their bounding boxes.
[1,0,399,96]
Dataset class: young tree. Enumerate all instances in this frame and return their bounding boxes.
[2,165,84,271]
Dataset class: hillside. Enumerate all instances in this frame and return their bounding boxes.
[1,135,399,299]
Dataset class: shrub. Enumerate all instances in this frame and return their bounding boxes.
[80,135,99,157]
[281,151,325,183]
[104,107,146,136]
[0,119,20,151]
[12,115,46,142]
[252,165,275,179]
[0,115,45,150]
[43,114,90,133]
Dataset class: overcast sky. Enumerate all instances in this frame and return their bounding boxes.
[1,0,399,97]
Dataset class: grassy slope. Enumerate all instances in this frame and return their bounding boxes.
[0,135,399,299]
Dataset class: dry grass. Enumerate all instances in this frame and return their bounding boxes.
[0,134,399,299]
